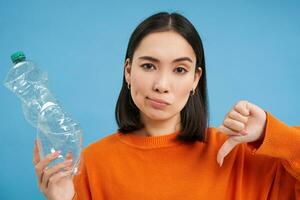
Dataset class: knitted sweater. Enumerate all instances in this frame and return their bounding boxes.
[73,112,300,199]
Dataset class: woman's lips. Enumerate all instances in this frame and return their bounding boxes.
[147,97,169,109]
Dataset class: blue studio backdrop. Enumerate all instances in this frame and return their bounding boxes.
[1,1,299,199]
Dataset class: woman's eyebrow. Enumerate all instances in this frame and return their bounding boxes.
[138,56,193,63]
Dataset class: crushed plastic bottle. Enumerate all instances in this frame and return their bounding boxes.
[4,51,82,174]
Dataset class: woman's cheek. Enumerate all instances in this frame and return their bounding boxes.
[178,89,191,107]
[173,81,193,109]
[130,74,151,106]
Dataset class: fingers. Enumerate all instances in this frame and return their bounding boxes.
[35,151,61,186]
[41,159,73,189]
[219,101,251,136]
[217,137,240,167]
[223,118,245,133]
[65,151,73,161]
[234,100,250,116]
[33,139,41,165]
[218,125,241,136]
[217,100,258,167]
[47,169,73,188]
[64,152,74,171]
[228,109,248,124]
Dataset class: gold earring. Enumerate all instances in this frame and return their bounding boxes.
[127,83,130,90]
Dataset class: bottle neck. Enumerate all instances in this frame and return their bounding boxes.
[13,57,26,64]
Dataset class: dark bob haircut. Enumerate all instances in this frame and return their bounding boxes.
[115,12,209,143]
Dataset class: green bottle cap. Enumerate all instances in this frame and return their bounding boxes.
[11,51,26,64]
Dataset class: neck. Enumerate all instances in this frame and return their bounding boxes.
[137,113,181,137]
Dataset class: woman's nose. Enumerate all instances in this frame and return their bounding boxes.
[152,74,169,93]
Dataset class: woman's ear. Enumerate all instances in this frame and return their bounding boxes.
[193,67,202,90]
[124,58,131,84]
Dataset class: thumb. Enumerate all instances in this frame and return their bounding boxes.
[217,137,240,167]
[33,139,41,165]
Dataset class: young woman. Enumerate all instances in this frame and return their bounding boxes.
[33,12,300,200]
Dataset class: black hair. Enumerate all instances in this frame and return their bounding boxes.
[115,12,209,143]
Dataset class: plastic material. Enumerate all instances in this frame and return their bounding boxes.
[4,51,82,174]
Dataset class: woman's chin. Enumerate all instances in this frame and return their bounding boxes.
[143,111,171,121]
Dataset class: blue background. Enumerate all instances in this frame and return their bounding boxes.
[1,0,299,199]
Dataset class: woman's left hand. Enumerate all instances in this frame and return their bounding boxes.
[217,100,267,166]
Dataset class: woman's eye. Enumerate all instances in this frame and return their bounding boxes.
[175,66,187,74]
[141,63,155,71]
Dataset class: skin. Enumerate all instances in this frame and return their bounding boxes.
[32,30,267,200]
[217,100,267,166]
[33,140,74,200]
[125,31,202,137]
[124,31,267,166]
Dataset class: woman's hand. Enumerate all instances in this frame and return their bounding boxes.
[33,140,75,200]
[217,100,267,166]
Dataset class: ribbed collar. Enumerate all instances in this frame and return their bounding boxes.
[117,131,183,149]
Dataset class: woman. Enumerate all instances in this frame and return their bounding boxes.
[33,12,300,200]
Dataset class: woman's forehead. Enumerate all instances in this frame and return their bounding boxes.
[133,31,196,62]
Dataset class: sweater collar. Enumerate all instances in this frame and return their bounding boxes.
[117,131,183,149]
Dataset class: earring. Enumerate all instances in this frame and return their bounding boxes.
[190,89,195,96]
[127,83,131,90]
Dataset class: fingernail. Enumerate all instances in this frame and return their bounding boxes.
[240,130,247,135]
[53,150,61,156]
[218,159,223,167]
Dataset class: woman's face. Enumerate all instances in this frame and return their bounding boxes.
[125,31,202,122]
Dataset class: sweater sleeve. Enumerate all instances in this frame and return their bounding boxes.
[72,151,92,200]
[248,111,300,182]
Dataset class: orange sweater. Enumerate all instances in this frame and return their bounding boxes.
[73,112,300,199]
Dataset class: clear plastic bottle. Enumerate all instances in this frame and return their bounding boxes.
[4,51,82,174]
